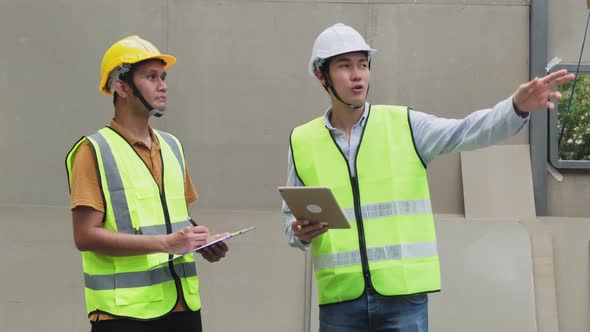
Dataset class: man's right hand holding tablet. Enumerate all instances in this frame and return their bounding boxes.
[291,219,329,243]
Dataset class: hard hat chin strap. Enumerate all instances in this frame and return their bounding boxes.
[320,67,366,110]
[123,76,165,118]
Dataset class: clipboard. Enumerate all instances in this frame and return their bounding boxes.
[278,186,350,229]
[148,226,255,270]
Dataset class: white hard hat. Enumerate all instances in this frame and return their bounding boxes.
[308,23,376,77]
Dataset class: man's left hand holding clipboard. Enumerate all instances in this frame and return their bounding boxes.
[187,217,230,263]
[193,225,256,263]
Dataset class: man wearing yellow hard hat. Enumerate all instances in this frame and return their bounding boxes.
[281,23,574,331]
[66,36,228,331]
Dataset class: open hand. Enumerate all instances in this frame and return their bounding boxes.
[512,69,575,112]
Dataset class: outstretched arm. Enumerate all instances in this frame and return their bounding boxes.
[411,69,575,165]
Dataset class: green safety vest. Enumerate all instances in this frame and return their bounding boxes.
[290,105,441,305]
[66,127,200,319]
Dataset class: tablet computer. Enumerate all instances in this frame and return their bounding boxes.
[278,186,350,229]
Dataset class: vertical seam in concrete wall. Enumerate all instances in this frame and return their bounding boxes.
[304,250,312,332]
[366,2,378,50]
[164,0,169,52]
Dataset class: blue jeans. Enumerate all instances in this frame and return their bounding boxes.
[319,290,428,332]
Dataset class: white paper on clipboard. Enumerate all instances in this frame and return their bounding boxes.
[148,226,255,270]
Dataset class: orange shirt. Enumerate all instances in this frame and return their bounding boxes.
[69,119,198,320]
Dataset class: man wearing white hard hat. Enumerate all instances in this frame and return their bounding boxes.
[281,23,573,331]
[66,36,229,331]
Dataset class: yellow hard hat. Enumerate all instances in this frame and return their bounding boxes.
[99,35,176,96]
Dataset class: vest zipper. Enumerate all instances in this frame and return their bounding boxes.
[158,144,187,311]
[325,104,373,292]
[350,176,373,290]
[160,193,183,308]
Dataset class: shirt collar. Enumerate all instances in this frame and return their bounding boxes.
[108,119,159,148]
[323,101,370,131]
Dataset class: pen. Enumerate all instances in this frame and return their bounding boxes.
[187,217,198,226]
[230,226,256,237]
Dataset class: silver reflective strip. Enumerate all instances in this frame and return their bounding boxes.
[85,261,197,290]
[313,242,438,271]
[157,130,185,183]
[367,242,438,263]
[141,220,187,235]
[314,250,361,271]
[89,132,134,234]
[341,199,432,222]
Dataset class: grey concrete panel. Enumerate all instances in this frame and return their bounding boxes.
[0,0,530,216]
[547,172,590,218]
[427,154,465,214]
[181,143,286,210]
[541,217,590,332]
[369,4,529,214]
[548,0,590,64]
[0,205,307,332]
[0,206,87,332]
[306,217,538,331]
[461,145,536,219]
[369,4,529,114]
[430,218,538,332]
[189,208,308,332]
[0,0,167,207]
[163,2,369,210]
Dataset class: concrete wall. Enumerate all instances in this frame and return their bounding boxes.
[0,0,529,214]
[7,1,590,332]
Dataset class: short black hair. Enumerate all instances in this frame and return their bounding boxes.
[321,51,369,73]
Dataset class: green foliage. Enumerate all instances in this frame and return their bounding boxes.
[557,74,590,160]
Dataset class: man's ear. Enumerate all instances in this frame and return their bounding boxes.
[315,68,326,86]
[113,80,130,98]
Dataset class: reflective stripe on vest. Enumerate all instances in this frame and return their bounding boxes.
[341,199,432,222]
[158,130,186,183]
[314,241,438,271]
[85,262,197,290]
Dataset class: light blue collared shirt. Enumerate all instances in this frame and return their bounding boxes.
[282,96,529,250]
